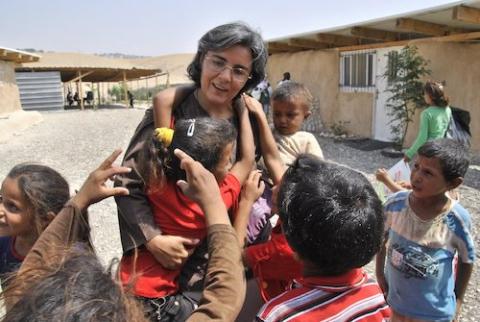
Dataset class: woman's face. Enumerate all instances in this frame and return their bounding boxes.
[199,45,252,108]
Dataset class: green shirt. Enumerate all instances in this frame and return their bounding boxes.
[405,106,451,159]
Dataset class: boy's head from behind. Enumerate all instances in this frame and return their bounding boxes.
[272,82,312,135]
[413,139,469,197]
[278,154,384,276]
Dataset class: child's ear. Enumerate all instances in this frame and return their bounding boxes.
[448,177,463,190]
[304,110,311,120]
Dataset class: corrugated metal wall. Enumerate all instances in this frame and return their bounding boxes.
[15,72,64,110]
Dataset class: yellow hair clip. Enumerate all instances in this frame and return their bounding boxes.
[154,127,174,147]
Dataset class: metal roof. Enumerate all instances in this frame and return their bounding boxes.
[267,1,480,53]
[0,47,40,63]
[17,52,161,82]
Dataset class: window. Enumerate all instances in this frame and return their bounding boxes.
[340,51,376,91]
[386,51,400,84]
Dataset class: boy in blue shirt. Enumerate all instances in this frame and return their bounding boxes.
[376,139,474,321]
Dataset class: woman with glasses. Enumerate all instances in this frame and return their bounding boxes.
[114,22,277,321]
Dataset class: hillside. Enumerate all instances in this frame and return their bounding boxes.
[131,53,194,85]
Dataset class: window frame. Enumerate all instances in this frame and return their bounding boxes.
[339,50,376,92]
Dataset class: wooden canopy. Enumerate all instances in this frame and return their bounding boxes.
[266,2,480,53]
[17,52,160,82]
[0,47,40,63]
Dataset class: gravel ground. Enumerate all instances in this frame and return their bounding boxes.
[1,108,478,320]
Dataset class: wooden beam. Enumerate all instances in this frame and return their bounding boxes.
[338,30,480,52]
[350,26,399,41]
[288,38,328,49]
[453,6,480,24]
[68,70,94,83]
[123,71,129,108]
[453,5,480,24]
[77,70,84,110]
[268,42,303,52]
[315,33,360,46]
[396,18,468,36]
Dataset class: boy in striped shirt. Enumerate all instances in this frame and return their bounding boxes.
[257,154,391,321]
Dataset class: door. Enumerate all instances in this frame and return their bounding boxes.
[373,47,402,142]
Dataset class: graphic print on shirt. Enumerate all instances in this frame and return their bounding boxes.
[388,242,439,279]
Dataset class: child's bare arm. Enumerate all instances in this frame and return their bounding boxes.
[234,170,265,248]
[454,262,473,320]
[376,168,405,193]
[375,237,388,296]
[229,97,255,184]
[152,85,195,128]
[243,94,284,185]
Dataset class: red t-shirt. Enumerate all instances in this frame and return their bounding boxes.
[120,173,241,298]
[245,222,303,301]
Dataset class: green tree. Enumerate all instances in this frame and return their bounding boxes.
[384,45,431,148]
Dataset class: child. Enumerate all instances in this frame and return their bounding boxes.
[404,80,451,162]
[119,114,254,320]
[269,81,323,166]
[0,163,70,288]
[4,149,248,322]
[257,154,390,321]
[243,81,324,244]
[376,139,474,321]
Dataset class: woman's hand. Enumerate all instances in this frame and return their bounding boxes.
[403,155,410,163]
[146,234,199,270]
[241,170,265,204]
[71,149,131,211]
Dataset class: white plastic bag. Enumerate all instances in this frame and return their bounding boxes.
[375,159,411,202]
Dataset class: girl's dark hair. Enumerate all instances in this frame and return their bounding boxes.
[187,22,267,94]
[278,154,384,276]
[7,164,70,236]
[3,249,148,322]
[424,80,449,107]
[140,118,237,188]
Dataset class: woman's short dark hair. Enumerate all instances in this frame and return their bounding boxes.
[187,22,267,94]
[278,154,384,276]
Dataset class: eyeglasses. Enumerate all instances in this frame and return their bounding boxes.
[203,55,251,83]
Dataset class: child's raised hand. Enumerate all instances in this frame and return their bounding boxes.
[241,170,265,203]
[375,168,389,183]
[242,93,264,116]
[71,149,131,210]
[175,149,222,207]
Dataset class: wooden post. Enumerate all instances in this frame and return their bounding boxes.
[123,71,129,108]
[166,72,170,88]
[78,70,84,110]
[145,77,148,100]
[97,83,101,108]
[155,75,158,91]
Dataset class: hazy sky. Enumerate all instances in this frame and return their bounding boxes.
[0,0,463,56]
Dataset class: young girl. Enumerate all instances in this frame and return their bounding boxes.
[404,80,451,162]
[0,163,70,288]
[119,111,254,320]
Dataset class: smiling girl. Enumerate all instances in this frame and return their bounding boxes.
[0,164,70,287]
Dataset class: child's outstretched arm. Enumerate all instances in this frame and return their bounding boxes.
[376,168,406,193]
[454,262,473,320]
[234,170,265,248]
[243,94,284,185]
[229,96,256,184]
[375,236,389,296]
[175,149,246,321]
[153,85,195,128]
